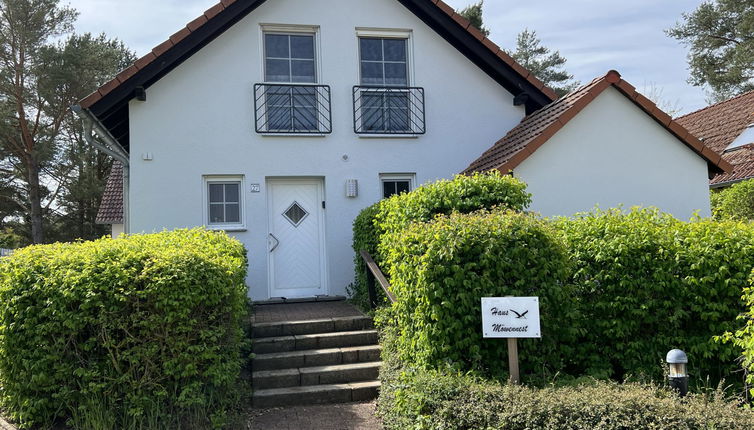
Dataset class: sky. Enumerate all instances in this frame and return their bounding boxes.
[67,0,708,115]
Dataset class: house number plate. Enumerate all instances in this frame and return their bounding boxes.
[250,184,261,193]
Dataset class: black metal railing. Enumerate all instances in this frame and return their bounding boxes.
[254,83,332,134]
[360,250,396,309]
[353,86,425,135]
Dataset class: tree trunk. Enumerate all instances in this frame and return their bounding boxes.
[26,157,44,244]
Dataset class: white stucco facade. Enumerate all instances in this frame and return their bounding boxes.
[514,87,712,219]
[126,0,525,300]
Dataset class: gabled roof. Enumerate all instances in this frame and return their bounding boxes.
[463,70,733,176]
[96,161,124,224]
[77,0,557,153]
[675,90,754,186]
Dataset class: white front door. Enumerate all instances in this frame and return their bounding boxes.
[267,178,327,298]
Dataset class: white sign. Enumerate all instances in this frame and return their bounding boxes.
[481,297,541,338]
[250,184,261,193]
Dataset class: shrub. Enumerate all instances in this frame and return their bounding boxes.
[721,269,754,399]
[0,229,249,429]
[376,319,754,430]
[554,208,754,383]
[383,210,575,377]
[351,172,531,310]
[712,179,754,221]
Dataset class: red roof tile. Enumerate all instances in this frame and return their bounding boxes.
[463,70,732,175]
[96,161,124,224]
[676,90,754,186]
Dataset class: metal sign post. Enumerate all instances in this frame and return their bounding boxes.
[481,297,541,385]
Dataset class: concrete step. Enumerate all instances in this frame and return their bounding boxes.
[252,330,379,354]
[252,381,380,408]
[252,315,373,338]
[253,345,382,371]
[252,361,381,390]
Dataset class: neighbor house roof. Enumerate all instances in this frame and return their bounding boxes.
[77,0,557,154]
[463,70,733,176]
[96,161,124,224]
[675,90,754,187]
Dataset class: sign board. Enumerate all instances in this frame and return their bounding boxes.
[250,184,261,193]
[481,297,541,338]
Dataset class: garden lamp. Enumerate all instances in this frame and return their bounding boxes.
[666,349,688,397]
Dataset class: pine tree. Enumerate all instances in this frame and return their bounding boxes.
[458,1,490,37]
[510,29,579,97]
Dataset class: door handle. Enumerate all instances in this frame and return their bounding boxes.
[269,233,280,253]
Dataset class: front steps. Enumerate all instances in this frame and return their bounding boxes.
[251,314,381,408]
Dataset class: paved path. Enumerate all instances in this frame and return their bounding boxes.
[248,401,381,430]
[253,301,365,323]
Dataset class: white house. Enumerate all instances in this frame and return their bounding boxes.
[76,0,729,301]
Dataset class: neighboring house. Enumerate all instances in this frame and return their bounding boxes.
[676,90,754,188]
[464,71,731,217]
[78,0,728,301]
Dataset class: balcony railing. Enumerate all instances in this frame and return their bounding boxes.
[352,86,425,135]
[254,83,332,134]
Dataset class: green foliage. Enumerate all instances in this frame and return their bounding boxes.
[377,320,754,430]
[720,270,754,398]
[554,208,754,383]
[351,172,531,310]
[711,179,754,221]
[384,210,575,376]
[510,29,580,97]
[457,1,489,36]
[667,0,754,101]
[0,229,249,429]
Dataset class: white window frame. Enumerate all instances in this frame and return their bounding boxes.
[257,24,328,135]
[355,28,422,136]
[203,175,246,231]
[379,173,416,199]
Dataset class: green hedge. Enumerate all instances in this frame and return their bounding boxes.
[722,269,754,398]
[377,316,754,430]
[351,172,531,310]
[554,208,754,382]
[0,229,249,429]
[712,179,754,221]
[383,210,575,376]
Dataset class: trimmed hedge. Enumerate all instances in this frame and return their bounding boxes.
[722,269,754,398]
[0,229,248,429]
[383,210,575,376]
[712,179,754,221]
[554,208,754,382]
[351,172,531,310]
[377,316,754,430]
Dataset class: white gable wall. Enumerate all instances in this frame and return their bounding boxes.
[514,87,711,219]
[127,0,526,300]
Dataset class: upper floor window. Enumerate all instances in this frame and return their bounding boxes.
[265,33,316,83]
[359,37,408,87]
[256,31,331,134]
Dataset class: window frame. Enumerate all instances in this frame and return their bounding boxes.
[260,24,322,85]
[203,175,246,231]
[379,173,416,199]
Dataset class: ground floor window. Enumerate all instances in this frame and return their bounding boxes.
[380,173,415,199]
[204,176,245,229]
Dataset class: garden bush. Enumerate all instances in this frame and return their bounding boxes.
[376,316,754,430]
[554,208,754,383]
[383,210,576,376]
[721,269,754,399]
[712,179,754,221]
[351,172,531,310]
[0,228,249,429]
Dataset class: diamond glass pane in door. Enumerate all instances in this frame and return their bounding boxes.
[283,201,309,227]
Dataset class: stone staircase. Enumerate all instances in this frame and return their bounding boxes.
[251,314,381,408]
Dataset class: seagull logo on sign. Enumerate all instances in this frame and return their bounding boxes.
[510,309,528,319]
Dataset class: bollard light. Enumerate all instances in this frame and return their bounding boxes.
[666,349,689,397]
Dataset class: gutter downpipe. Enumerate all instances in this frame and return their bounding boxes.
[71,105,130,234]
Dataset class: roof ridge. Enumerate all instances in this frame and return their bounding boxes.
[675,89,754,121]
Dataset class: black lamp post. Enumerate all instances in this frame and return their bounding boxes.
[666,349,689,397]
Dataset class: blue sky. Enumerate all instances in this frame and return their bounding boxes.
[69,0,708,115]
